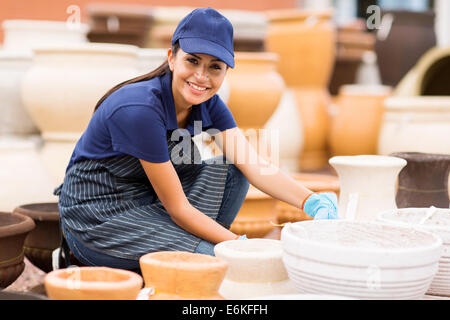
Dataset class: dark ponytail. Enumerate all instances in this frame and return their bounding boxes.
[93,42,180,113]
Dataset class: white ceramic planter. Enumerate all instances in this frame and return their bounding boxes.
[377,208,450,296]
[329,155,407,221]
[0,136,57,212]
[378,96,450,155]
[214,239,296,299]
[21,43,139,184]
[2,20,88,51]
[0,50,37,134]
[281,220,442,299]
[264,88,304,173]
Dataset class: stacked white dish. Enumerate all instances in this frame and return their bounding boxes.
[377,207,450,296]
[214,239,297,299]
[281,220,443,299]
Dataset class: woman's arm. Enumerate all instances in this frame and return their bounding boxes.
[214,127,313,209]
[139,159,238,244]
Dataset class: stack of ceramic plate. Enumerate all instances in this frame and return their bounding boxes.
[378,207,450,296]
[281,220,442,299]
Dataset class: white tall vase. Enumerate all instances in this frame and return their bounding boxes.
[329,155,407,221]
[21,43,139,184]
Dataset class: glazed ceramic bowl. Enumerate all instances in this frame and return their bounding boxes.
[281,220,442,299]
[214,239,296,299]
[377,208,450,296]
[44,266,143,300]
[139,251,228,300]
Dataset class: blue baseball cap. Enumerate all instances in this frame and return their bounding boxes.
[171,7,235,68]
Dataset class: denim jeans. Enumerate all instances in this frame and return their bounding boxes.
[62,163,249,270]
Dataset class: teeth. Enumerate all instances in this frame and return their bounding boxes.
[188,82,206,91]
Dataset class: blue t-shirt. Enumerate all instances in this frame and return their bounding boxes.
[65,71,237,172]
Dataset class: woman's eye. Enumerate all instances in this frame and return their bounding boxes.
[210,64,222,70]
[187,58,198,64]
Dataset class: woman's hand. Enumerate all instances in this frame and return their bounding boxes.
[302,192,338,220]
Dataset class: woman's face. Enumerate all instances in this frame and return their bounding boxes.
[168,48,228,111]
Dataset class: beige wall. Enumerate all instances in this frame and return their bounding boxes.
[0,0,296,44]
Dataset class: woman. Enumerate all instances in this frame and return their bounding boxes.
[54,8,337,271]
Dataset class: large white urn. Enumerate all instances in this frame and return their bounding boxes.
[329,155,407,221]
[378,96,450,155]
[21,43,139,184]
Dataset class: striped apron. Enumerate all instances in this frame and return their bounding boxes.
[54,135,228,261]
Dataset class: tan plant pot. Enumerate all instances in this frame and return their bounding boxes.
[329,84,392,156]
[139,251,228,300]
[44,266,143,300]
[230,186,277,238]
[276,172,340,224]
[0,211,35,288]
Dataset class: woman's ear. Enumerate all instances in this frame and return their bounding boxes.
[167,49,174,72]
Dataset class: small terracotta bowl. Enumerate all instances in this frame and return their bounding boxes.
[139,251,228,300]
[44,266,143,300]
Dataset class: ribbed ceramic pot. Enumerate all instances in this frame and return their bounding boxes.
[21,43,139,184]
[329,85,392,156]
[0,50,37,134]
[378,97,450,156]
[0,136,57,212]
[0,211,35,288]
[276,173,340,224]
[44,266,143,300]
[390,152,450,208]
[281,220,442,299]
[13,203,60,273]
[377,208,450,296]
[395,47,450,96]
[329,155,407,221]
[214,239,296,299]
[2,20,88,51]
[139,251,228,300]
[230,186,277,238]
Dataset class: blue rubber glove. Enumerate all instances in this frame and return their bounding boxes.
[237,235,248,240]
[302,192,338,220]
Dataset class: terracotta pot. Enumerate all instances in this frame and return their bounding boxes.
[21,43,139,185]
[1,20,88,51]
[45,266,143,300]
[139,251,228,300]
[0,50,37,135]
[375,10,436,87]
[13,203,60,273]
[378,96,450,156]
[0,211,35,288]
[329,84,392,156]
[214,239,296,299]
[281,220,442,299]
[265,9,336,87]
[329,155,406,221]
[390,152,450,208]
[0,136,57,212]
[230,186,277,238]
[276,172,340,224]
[395,47,450,96]
[292,87,331,171]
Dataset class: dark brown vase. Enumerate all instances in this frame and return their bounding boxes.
[13,203,60,273]
[391,152,450,208]
[375,10,436,87]
[0,212,35,288]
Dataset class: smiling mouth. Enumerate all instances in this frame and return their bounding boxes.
[187,81,209,91]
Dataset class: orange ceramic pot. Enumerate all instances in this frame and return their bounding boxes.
[230,185,277,238]
[139,251,228,300]
[44,266,143,300]
[276,173,340,224]
[226,52,284,131]
[329,85,392,156]
[265,9,336,88]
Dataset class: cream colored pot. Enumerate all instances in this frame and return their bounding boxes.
[329,155,406,221]
[378,96,450,155]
